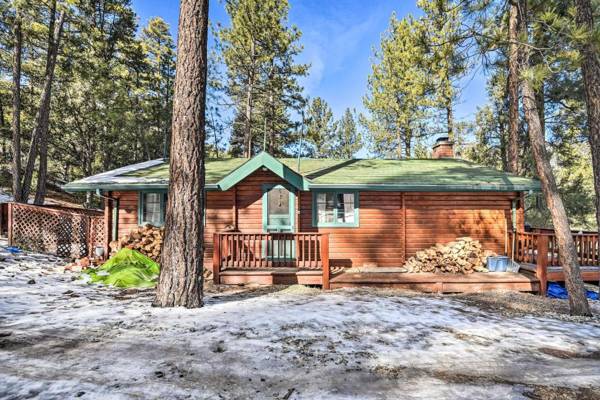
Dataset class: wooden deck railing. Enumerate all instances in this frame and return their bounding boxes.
[509,230,599,295]
[213,232,330,288]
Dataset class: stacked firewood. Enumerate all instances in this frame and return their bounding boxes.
[109,225,164,262]
[108,225,213,281]
[404,237,495,274]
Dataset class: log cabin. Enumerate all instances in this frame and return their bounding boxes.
[65,137,591,293]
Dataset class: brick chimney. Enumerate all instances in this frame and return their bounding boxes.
[432,137,454,159]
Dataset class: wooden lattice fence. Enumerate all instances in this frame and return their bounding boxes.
[7,203,104,259]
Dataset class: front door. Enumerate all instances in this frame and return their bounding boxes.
[263,184,295,259]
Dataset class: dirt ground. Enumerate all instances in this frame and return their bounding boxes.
[1,250,600,400]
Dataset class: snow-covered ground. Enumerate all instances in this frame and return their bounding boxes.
[1,248,600,400]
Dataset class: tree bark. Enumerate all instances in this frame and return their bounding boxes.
[404,130,411,158]
[243,41,256,158]
[520,9,591,315]
[21,11,65,202]
[11,12,23,202]
[446,101,454,141]
[154,0,208,308]
[574,0,600,252]
[267,93,275,154]
[34,0,58,205]
[506,0,521,174]
[244,76,253,158]
[396,130,403,159]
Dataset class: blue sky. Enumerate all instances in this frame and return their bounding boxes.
[132,0,487,139]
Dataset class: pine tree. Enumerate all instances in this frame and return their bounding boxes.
[217,0,307,157]
[154,0,209,308]
[418,0,466,140]
[304,97,336,158]
[574,0,600,251]
[519,0,591,316]
[140,17,176,159]
[330,108,362,159]
[363,14,431,158]
[506,0,524,173]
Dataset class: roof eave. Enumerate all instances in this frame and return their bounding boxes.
[307,183,542,192]
[62,183,220,192]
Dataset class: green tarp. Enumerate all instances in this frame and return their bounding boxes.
[86,248,160,288]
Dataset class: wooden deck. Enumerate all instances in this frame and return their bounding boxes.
[510,230,600,295]
[212,230,599,295]
[520,263,600,282]
[329,270,540,293]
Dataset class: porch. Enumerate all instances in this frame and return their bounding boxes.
[212,232,330,286]
[212,230,600,294]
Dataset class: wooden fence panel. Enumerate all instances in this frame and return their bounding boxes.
[8,203,104,259]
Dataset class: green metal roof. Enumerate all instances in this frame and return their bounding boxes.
[63,152,541,192]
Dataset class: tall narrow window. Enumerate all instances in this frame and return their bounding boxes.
[313,191,358,227]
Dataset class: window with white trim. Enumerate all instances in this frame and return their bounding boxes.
[312,191,359,227]
[139,192,167,226]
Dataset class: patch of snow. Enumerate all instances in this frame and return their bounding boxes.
[0,189,14,203]
[1,247,600,399]
[67,159,165,186]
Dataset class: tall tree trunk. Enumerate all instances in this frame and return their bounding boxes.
[154,0,208,308]
[506,0,521,174]
[243,41,256,158]
[21,11,65,202]
[535,83,545,136]
[34,0,58,205]
[244,77,253,158]
[446,101,454,141]
[268,94,275,154]
[520,8,591,316]
[11,12,23,202]
[574,0,600,250]
[396,130,403,159]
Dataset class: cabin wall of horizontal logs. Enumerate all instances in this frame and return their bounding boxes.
[108,169,524,269]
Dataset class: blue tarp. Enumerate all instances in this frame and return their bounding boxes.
[2,246,22,254]
[547,282,599,300]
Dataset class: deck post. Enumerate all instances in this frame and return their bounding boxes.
[536,235,548,296]
[321,234,330,289]
[213,233,221,285]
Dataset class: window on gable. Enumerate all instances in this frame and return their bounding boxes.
[313,191,358,227]
[139,192,167,226]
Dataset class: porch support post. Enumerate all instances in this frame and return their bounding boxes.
[321,233,330,289]
[536,234,548,296]
[232,186,238,230]
[401,192,406,264]
[517,192,525,231]
[104,192,113,258]
[213,233,221,284]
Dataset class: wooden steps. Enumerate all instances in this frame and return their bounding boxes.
[329,271,540,293]
[218,268,322,285]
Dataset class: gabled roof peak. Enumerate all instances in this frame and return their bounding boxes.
[217,151,309,191]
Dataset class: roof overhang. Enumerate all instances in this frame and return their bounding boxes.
[62,153,542,194]
[63,183,222,192]
[307,183,542,192]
